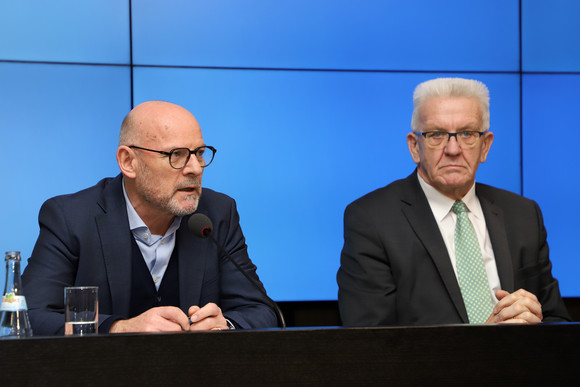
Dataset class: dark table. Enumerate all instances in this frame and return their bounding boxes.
[1,323,579,386]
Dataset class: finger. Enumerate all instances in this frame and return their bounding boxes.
[113,307,190,333]
[515,296,543,320]
[155,306,191,330]
[188,305,201,317]
[498,313,542,324]
[495,289,510,301]
[188,318,226,331]
[190,303,221,323]
[494,297,543,323]
[504,289,542,319]
[493,288,533,314]
[512,310,542,324]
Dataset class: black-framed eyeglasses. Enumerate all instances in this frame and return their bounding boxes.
[129,145,217,169]
[413,130,486,148]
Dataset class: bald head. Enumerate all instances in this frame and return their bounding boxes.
[119,101,202,147]
[116,101,206,234]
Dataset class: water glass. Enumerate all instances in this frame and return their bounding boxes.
[64,286,98,335]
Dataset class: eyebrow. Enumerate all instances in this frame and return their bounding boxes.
[425,124,481,132]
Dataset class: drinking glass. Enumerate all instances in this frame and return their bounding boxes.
[64,286,98,335]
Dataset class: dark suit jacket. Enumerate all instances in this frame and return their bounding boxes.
[22,175,277,335]
[337,170,571,326]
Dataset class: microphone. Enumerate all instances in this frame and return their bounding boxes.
[188,213,286,329]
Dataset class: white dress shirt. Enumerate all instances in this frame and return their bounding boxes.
[417,173,501,304]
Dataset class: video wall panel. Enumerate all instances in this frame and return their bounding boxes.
[522,0,580,72]
[0,0,129,64]
[0,0,578,299]
[0,62,131,267]
[522,74,580,296]
[132,0,519,71]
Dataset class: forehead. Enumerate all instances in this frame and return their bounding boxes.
[419,96,482,129]
[140,110,203,148]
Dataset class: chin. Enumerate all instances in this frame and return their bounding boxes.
[168,196,199,217]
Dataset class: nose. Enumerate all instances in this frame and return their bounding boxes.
[182,154,203,176]
[444,135,461,154]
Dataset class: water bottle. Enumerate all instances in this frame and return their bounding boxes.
[0,251,33,337]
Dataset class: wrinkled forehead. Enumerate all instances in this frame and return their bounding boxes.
[418,96,483,129]
[134,103,203,145]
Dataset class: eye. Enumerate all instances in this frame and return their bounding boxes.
[171,148,188,159]
[427,132,446,139]
[459,131,476,139]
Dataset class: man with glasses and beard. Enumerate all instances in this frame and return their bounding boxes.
[337,78,570,327]
[23,101,277,335]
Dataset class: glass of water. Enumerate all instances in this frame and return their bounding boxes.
[64,286,98,336]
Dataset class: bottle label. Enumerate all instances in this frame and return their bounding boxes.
[0,293,28,311]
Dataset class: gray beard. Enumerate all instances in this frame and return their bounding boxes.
[136,166,202,217]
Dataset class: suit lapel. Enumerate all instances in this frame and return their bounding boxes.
[176,216,210,311]
[401,172,469,322]
[95,175,133,316]
[477,187,514,292]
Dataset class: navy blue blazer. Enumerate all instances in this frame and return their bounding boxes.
[337,170,571,326]
[22,174,277,335]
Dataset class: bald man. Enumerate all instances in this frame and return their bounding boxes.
[23,101,277,335]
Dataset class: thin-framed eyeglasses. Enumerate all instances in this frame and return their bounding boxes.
[413,130,486,148]
[129,145,217,169]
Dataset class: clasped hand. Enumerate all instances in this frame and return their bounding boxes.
[109,303,229,333]
[485,289,543,324]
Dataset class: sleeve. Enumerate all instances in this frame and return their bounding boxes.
[337,201,398,327]
[214,198,278,329]
[22,198,79,336]
[525,201,571,322]
[22,197,117,335]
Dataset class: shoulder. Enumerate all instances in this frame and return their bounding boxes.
[197,187,236,208]
[476,183,538,210]
[41,176,121,213]
[195,187,238,219]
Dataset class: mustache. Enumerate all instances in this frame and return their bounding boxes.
[176,178,201,191]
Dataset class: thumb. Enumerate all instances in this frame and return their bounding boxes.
[495,289,510,301]
[188,305,201,317]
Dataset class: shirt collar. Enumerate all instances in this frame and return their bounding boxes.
[122,178,182,236]
[417,172,480,221]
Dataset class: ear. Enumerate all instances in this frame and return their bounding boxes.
[479,131,494,163]
[116,146,137,178]
[407,132,421,164]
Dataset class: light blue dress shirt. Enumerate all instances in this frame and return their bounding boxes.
[122,182,181,291]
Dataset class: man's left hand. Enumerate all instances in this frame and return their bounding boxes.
[188,303,229,331]
[486,288,543,324]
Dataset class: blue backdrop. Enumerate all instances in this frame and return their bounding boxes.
[1,0,578,300]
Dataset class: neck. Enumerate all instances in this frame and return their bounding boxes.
[124,181,174,235]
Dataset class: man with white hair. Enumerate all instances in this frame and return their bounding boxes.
[337,78,570,326]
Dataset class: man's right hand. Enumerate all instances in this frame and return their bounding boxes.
[109,306,191,333]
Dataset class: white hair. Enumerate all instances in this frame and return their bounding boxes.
[411,78,490,131]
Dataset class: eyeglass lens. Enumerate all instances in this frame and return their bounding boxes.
[424,132,481,147]
[169,147,214,169]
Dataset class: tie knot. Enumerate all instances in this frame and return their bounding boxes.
[451,200,467,214]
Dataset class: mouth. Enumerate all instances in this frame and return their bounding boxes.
[177,187,197,193]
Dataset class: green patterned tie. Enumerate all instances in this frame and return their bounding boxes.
[451,200,493,324]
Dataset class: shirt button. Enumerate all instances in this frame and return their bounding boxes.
[153,276,159,283]
[143,233,149,239]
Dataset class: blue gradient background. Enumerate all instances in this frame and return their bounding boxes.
[1,1,578,300]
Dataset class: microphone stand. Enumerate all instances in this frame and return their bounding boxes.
[205,233,286,329]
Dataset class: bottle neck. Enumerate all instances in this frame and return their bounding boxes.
[3,258,23,296]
